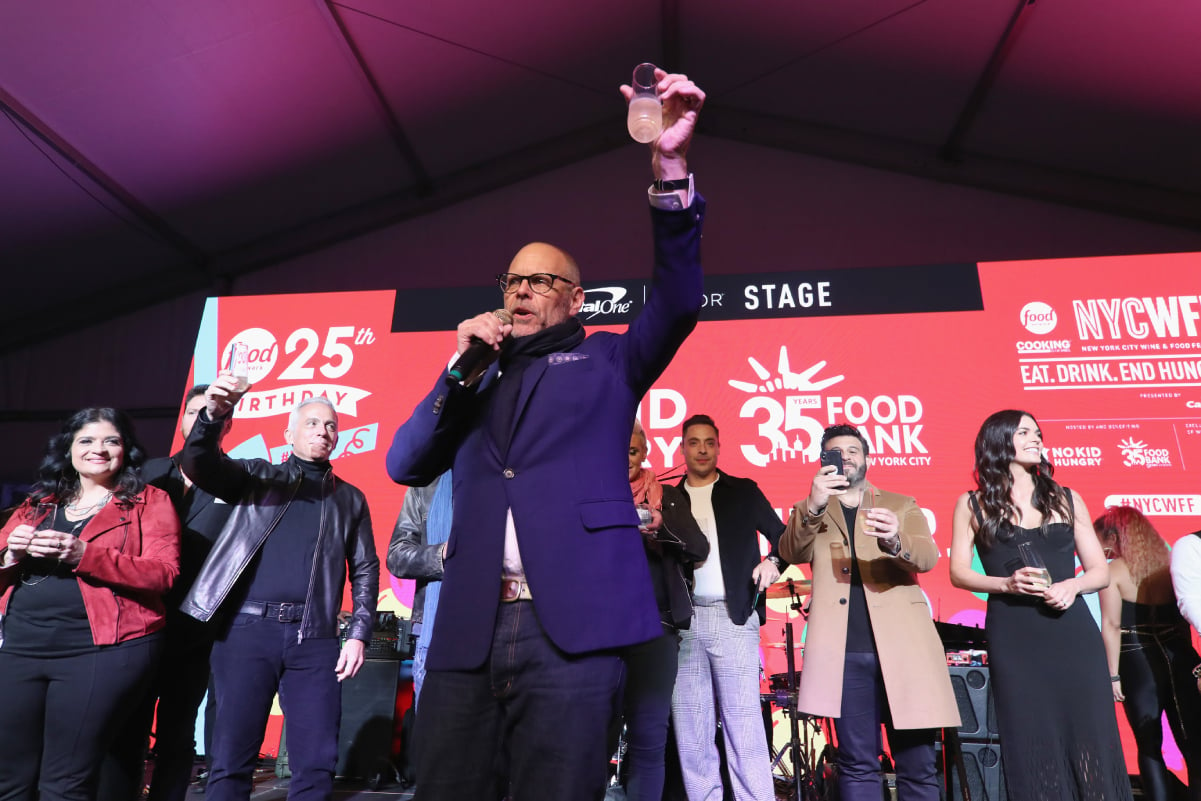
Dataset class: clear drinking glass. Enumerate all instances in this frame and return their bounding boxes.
[627,63,662,143]
[33,502,56,529]
[857,489,874,533]
[1017,541,1052,588]
[230,341,250,392]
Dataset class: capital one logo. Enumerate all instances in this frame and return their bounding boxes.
[1019,301,1058,335]
[580,287,634,320]
[727,345,844,468]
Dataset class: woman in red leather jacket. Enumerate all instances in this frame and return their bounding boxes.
[0,407,180,801]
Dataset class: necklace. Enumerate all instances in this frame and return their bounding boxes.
[19,507,86,587]
[66,490,112,516]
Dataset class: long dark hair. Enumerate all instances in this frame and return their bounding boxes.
[972,409,1072,548]
[28,407,147,506]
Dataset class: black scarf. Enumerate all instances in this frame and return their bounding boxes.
[487,317,586,453]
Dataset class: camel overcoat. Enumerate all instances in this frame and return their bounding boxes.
[779,482,959,729]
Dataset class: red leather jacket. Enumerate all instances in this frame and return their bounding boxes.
[0,487,181,646]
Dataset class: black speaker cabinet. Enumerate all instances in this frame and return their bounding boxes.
[947,665,1000,741]
[336,658,400,782]
[947,740,1007,801]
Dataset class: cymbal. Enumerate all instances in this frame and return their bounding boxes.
[764,642,804,650]
[765,579,812,598]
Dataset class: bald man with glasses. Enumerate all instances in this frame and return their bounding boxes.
[386,71,707,801]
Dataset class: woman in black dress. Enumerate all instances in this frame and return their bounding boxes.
[1096,505,1201,801]
[949,409,1132,801]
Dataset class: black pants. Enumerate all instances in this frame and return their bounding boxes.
[414,600,624,801]
[0,637,161,801]
[98,614,215,801]
[1119,630,1201,801]
[620,627,681,801]
[206,614,341,801]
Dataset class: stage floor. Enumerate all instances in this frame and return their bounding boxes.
[183,764,416,801]
[246,782,413,801]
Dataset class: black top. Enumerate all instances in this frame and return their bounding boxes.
[241,456,328,604]
[4,508,96,656]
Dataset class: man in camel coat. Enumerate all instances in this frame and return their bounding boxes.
[780,424,958,801]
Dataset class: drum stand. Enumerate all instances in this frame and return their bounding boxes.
[765,579,829,801]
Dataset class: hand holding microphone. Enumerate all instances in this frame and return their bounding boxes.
[448,309,514,387]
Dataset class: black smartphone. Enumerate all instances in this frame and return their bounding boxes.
[819,449,844,475]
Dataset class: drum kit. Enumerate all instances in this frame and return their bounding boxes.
[760,578,836,801]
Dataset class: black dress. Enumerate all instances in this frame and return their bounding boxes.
[972,496,1133,801]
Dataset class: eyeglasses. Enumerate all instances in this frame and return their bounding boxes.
[496,272,577,295]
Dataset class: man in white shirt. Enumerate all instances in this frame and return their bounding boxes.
[1170,530,1201,690]
[671,414,785,801]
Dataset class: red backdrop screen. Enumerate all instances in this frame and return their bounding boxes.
[181,251,1201,771]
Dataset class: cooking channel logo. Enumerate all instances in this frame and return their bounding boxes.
[1016,301,1071,354]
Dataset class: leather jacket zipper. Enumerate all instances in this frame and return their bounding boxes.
[298,469,332,644]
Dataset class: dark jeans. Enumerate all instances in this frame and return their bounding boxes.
[99,614,215,801]
[0,637,161,801]
[621,627,681,801]
[835,651,938,801]
[206,614,341,801]
[414,600,624,801]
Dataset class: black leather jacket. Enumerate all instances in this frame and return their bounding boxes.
[178,409,379,643]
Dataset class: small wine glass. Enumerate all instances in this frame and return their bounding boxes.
[33,502,56,530]
[1017,541,1052,589]
[627,63,662,143]
[857,489,874,533]
[636,502,653,531]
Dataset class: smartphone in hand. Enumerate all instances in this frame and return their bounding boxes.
[819,449,844,475]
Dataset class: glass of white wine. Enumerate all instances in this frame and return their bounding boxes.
[1017,541,1052,589]
[230,341,250,393]
[627,63,662,143]
[857,488,874,534]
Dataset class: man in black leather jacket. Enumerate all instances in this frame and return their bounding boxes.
[180,375,379,801]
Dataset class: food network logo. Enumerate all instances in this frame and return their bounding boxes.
[1020,301,1058,335]
[580,287,634,320]
[1117,438,1172,469]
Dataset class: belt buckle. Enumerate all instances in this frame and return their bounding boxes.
[500,579,528,602]
[277,603,296,622]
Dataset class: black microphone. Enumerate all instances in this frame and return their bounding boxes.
[446,309,513,387]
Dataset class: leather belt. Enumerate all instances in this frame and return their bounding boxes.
[239,600,305,623]
[499,579,533,602]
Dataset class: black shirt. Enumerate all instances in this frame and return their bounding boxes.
[4,507,96,656]
[843,503,877,654]
[241,457,328,604]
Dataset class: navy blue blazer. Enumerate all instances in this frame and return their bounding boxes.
[386,199,706,671]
